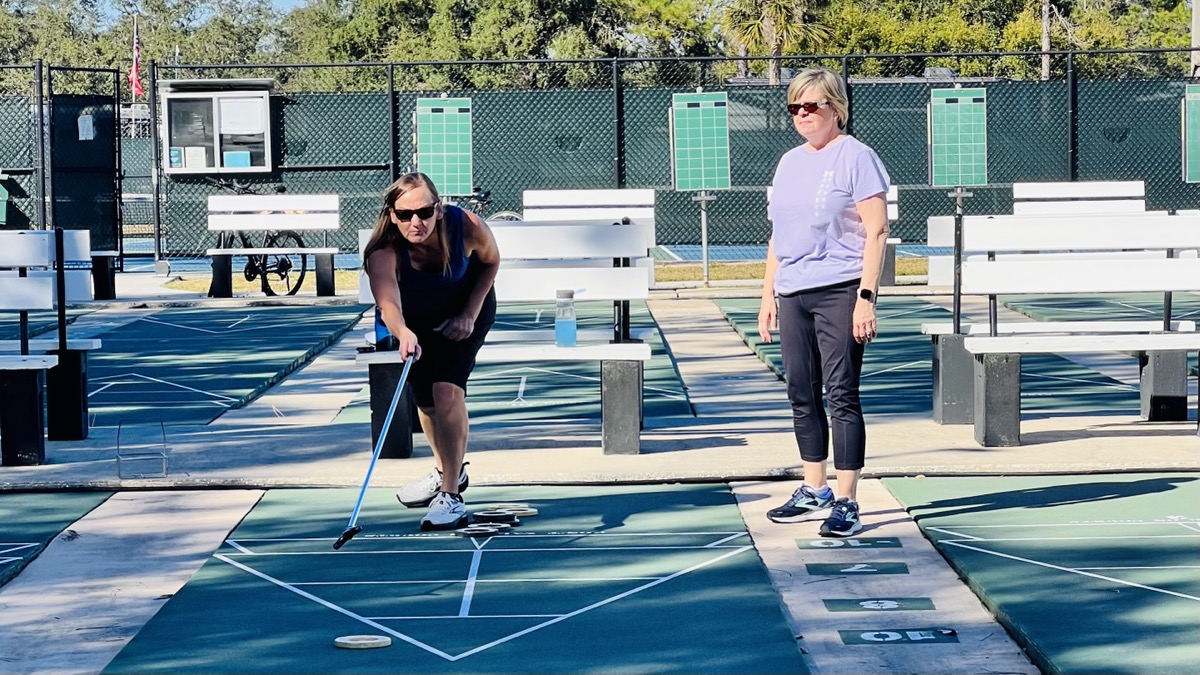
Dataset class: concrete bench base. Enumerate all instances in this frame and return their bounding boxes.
[0,368,49,466]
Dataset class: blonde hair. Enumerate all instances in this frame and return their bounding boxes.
[786,68,849,130]
[362,172,450,276]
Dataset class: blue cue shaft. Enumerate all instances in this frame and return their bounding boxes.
[339,356,413,539]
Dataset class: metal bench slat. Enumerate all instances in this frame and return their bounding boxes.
[0,355,58,370]
[0,339,102,352]
[0,277,55,311]
[964,332,1200,354]
[961,257,1200,295]
[206,248,339,256]
[922,320,1197,336]
[358,341,652,365]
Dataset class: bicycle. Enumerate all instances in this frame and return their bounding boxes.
[205,177,308,296]
[452,186,522,221]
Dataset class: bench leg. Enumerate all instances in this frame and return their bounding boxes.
[0,370,47,466]
[47,349,88,441]
[974,353,1021,447]
[92,254,117,300]
[932,334,974,424]
[210,255,233,298]
[880,240,897,287]
[601,360,642,455]
[1139,351,1188,421]
[316,253,335,297]
[369,363,416,459]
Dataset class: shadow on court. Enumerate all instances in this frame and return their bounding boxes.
[101,484,806,675]
[885,474,1200,675]
[86,305,367,427]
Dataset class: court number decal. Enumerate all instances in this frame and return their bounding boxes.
[803,537,901,549]
[806,562,909,575]
[824,598,936,612]
[840,628,959,645]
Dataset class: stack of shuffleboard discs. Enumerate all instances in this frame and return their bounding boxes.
[455,503,539,537]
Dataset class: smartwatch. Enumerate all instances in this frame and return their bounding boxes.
[858,288,876,302]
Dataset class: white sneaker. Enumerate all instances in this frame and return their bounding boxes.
[420,492,467,531]
[396,463,470,507]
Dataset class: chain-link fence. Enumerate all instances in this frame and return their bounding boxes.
[103,48,1200,264]
[0,65,42,233]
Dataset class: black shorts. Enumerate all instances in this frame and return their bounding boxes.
[406,288,496,408]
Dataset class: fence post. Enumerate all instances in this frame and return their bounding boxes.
[1066,51,1077,181]
[33,60,46,230]
[387,64,397,182]
[147,60,168,274]
[842,56,853,136]
[612,58,625,188]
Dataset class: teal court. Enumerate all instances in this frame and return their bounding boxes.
[101,485,805,674]
[717,296,1158,417]
[884,473,1200,675]
[0,492,111,586]
[82,305,367,426]
[335,301,693,425]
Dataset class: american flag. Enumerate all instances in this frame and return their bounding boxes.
[128,17,144,99]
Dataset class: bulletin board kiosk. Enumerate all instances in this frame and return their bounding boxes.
[158,78,274,174]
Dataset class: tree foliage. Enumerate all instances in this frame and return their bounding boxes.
[0,0,1194,89]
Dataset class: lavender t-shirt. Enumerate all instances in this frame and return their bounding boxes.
[767,135,890,294]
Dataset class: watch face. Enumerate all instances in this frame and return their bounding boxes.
[859,288,874,301]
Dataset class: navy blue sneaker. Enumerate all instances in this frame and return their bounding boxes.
[819,498,863,537]
[767,485,835,523]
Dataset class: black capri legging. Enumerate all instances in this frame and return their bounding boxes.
[776,279,867,471]
[406,287,496,408]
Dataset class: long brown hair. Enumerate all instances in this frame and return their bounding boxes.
[362,172,451,275]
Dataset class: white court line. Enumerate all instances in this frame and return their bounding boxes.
[293,577,662,585]
[862,360,928,378]
[877,305,942,320]
[459,549,484,617]
[88,382,118,398]
[941,541,1200,602]
[656,246,684,262]
[705,533,748,547]
[926,527,984,541]
[1022,372,1136,390]
[450,545,753,660]
[88,373,239,403]
[227,315,252,329]
[1074,565,1200,571]
[0,543,37,556]
[0,557,25,565]
[924,520,1199,528]
[137,314,344,335]
[1176,522,1200,534]
[214,553,457,660]
[225,540,253,554]
[216,539,753,661]
[369,613,563,620]
[513,376,527,404]
[233,532,746,542]
[944,534,1200,543]
[223,545,751,556]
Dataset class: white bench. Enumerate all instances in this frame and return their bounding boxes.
[767,185,901,284]
[0,229,95,302]
[938,212,1200,446]
[206,193,340,297]
[0,232,60,466]
[357,219,653,456]
[928,180,1146,286]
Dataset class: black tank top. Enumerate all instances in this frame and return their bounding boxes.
[397,205,480,329]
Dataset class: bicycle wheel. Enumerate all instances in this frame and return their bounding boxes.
[487,211,522,221]
[260,231,308,296]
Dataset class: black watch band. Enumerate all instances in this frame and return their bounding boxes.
[858,288,875,302]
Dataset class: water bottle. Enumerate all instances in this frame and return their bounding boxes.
[374,307,398,351]
[555,289,577,347]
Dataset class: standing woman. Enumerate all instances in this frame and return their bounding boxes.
[758,68,891,537]
[363,172,501,531]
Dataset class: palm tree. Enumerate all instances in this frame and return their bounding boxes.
[719,0,828,84]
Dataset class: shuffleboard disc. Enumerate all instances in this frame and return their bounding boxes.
[334,635,392,649]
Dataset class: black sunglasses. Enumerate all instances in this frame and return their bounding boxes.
[787,101,830,115]
[391,203,438,221]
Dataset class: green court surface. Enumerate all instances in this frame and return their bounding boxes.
[102,484,805,674]
[884,473,1200,675]
[87,305,367,427]
[335,301,692,425]
[1002,293,1200,375]
[717,297,1147,416]
[0,491,112,588]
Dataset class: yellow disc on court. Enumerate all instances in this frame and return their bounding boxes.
[334,635,392,649]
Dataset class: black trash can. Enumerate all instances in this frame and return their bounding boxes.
[92,251,118,300]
